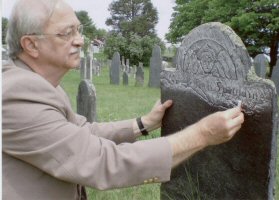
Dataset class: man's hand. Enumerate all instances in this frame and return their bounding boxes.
[141,100,173,132]
[168,106,244,168]
[197,107,244,146]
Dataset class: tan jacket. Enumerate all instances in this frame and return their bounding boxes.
[2,59,172,200]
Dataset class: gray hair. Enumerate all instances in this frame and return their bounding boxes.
[6,0,61,58]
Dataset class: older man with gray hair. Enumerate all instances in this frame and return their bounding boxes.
[2,0,244,199]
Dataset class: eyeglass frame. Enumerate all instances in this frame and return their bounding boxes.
[27,24,84,41]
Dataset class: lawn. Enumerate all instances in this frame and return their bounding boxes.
[61,65,279,200]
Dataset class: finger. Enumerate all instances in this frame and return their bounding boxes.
[228,113,244,129]
[223,107,242,119]
[161,100,173,110]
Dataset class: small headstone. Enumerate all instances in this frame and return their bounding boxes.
[86,55,93,81]
[135,62,144,87]
[110,52,120,85]
[148,45,162,88]
[271,60,279,95]
[161,22,278,200]
[80,57,86,80]
[123,71,129,86]
[77,79,97,123]
[253,54,268,78]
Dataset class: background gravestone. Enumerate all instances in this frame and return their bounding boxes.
[148,44,162,88]
[80,57,86,80]
[271,60,279,95]
[253,54,269,78]
[77,79,97,123]
[135,62,144,87]
[123,71,129,86]
[161,22,278,200]
[110,52,120,85]
[86,55,93,81]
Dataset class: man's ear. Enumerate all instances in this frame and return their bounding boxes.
[20,36,39,58]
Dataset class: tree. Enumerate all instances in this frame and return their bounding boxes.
[104,0,164,66]
[166,0,279,77]
[106,0,158,37]
[75,11,98,40]
[2,17,8,45]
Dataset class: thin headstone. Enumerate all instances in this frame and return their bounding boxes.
[135,63,144,87]
[86,55,92,81]
[271,60,279,95]
[110,52,120,85]
[253,54,268,78]
[121,56,126,71]
[149,44,162,88]
[161,22,278,200]
[123,71,129,86]
[126,59,130,72]
[80,57,86,80]
[77,79,97,123]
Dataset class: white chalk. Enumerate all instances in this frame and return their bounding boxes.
[237,100,242,108]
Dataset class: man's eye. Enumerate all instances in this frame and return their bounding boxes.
[59,29,72,37]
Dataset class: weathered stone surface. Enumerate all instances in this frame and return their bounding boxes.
[110,52,120,85]
[135,63,144,87]
[161,22,278,200]
[271,60,279,95]
[149,44,162,88]
[77,79,97,123]
[253,54,269,78]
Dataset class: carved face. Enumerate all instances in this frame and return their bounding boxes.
[200,51,215,73]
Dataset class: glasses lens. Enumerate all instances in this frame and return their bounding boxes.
[78,25,83,35]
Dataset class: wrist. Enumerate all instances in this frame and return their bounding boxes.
[136,117,149,136]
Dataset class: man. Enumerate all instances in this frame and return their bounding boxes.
[2,0,244,199]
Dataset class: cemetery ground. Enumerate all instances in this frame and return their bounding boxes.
[61,65,279,200]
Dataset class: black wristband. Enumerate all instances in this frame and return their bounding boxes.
[136,117,149,136]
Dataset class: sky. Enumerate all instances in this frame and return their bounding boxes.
[2,0,176,43]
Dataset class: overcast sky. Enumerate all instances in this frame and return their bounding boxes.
[2,0,176,42]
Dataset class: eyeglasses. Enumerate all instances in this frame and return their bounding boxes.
[29,24,83,41]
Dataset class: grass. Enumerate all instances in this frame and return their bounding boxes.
[61,64,279,200]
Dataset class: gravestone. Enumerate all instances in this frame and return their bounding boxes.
[86,55,92,81]
[135,63,144,87]
[253,54,268,78]
[123,71,129,86]
[161,22,278,200]
[271,60,279,95]
[149,44,162,88]
[77,79,97,123]
[110,52,120,85]
[80,57,86,80]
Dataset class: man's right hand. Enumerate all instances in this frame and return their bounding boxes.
[197,107,244,146]
[167,106,244,168]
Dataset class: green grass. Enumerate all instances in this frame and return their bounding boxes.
[61,65,279,200]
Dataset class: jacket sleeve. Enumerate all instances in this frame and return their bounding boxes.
[74,113,136,144]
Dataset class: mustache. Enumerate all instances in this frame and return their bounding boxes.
[70,48,81,54]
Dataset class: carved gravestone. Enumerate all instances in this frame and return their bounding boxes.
[135,63,144,87]
[271,60,279,95]
[110,52,120,85]
[123,71,128,86]
[77,79,97,123]
[253,54,268,78]
[149,44,162,88]
[161,22,278,200]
